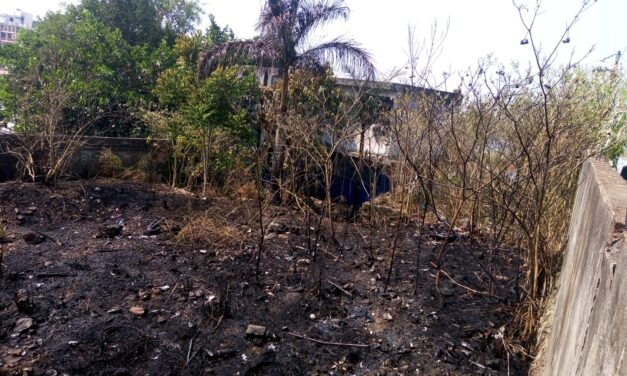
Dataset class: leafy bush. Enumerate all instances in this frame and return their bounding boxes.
[97,148,123,177]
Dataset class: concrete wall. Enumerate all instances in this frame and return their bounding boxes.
[537,157,627,375]
[0,135,161,181]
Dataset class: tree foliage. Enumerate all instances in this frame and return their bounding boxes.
[0,11,142,132]
[76,0,203,47]
[147,31,259,190]
[0,0,208,137]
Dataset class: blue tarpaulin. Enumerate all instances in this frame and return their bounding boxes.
[330,162,391,210]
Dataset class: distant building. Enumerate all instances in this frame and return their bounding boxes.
[0,9,33,45]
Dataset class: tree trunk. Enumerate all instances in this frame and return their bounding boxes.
[202,128,209,196]
[271,68,289,199]
[171,140,178,188]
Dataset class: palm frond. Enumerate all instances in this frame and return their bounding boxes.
[294,0,349,46]
[297,38,375,79]
[292,55,327,74]
[257,0,297,34]
[197,39,279,78]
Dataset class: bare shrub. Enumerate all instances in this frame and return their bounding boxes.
[387,1,626,353]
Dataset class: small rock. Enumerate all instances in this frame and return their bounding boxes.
[245,325,267,338]
[97,224,123,239]
[138,290,151,300]
[409,313,420,324]
[189,289,204,298]
[22,232,45,245]
[129,306,145,316]
[383,312,393,321]
[159,285,170,291]
[309,313,316,320]
[14,318,33,333]
[14,289,34,313]
[156,315,168,323]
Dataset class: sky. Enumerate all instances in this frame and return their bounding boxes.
[3,0,626,87]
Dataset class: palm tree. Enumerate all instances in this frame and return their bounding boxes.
[198,0,375,190]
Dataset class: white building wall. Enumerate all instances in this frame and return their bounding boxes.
[0,10,33,45]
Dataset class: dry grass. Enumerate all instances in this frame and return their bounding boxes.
[176,213,244,251]
[98,148,124,177]
[235,181,258,200]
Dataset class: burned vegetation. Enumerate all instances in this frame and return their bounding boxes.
[0,179,528,375]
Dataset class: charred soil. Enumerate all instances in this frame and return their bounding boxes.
[0,180,528,375]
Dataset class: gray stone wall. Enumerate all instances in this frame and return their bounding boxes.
[535,158,627,375]
[0,135,162,181]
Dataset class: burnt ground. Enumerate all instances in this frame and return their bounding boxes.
[0,180,528,375]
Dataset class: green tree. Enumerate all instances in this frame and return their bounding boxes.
[77,0,202,48]
[198,0,375,193]
[0,5,185,137]
[149,30,258,190]
[184,67,258,194]
[0,11,137,133]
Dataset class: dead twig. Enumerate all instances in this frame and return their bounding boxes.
[320,247,349,266]
[285,331,369,348]
[186,338,194,365]
[212,314,224,333]
[437,266,504,300]
[167,282,179,301]
[187,345,203,365]
[327,280,352,298]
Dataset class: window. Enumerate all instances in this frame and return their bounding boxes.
[0,32,6,41]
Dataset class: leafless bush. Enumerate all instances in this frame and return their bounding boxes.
[387,0,626,351]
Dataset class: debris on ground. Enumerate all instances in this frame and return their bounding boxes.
[0,179,528,375]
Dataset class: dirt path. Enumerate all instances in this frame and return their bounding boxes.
[0,180,528,375]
